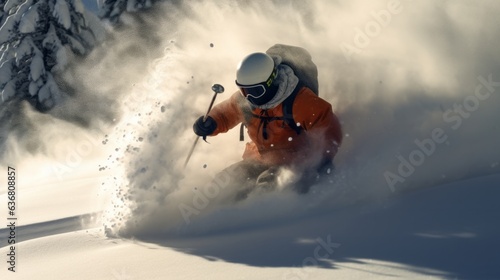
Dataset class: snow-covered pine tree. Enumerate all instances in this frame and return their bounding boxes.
[99,0,162,23]
[0,1,6,26]
[0,0,104,110]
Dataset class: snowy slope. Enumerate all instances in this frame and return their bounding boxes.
[1,172,499,279]
[1,0,500,279]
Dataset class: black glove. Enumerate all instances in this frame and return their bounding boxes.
[193,116,217,137]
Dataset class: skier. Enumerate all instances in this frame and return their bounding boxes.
[193,46,342,199]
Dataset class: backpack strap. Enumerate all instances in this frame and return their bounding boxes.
[239,82,304,141]
[281,81,303,135]
[239,122,245,141]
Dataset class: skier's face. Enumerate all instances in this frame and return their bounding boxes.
[237,68,278,106]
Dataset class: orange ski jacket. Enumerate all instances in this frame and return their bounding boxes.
[208,86,342,169]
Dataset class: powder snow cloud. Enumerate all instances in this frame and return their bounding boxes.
[2,0,499,237]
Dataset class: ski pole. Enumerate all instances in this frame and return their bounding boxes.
[183,84,225,168]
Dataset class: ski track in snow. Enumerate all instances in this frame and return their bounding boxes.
[1,1,500,279]
[0,214,97,248]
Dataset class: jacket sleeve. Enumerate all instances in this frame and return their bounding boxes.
[294,89,343,162]
[207,91,245,135]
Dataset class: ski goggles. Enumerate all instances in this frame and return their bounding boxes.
[236,68,278,100]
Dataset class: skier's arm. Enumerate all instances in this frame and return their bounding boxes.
[295,90,343,163]
[207,91,245,135]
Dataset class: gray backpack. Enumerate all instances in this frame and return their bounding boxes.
[266,44,319,95]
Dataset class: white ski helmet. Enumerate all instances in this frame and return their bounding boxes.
[236,52,278,106]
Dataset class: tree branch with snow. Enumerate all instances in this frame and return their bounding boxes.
[0,0,104,111]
